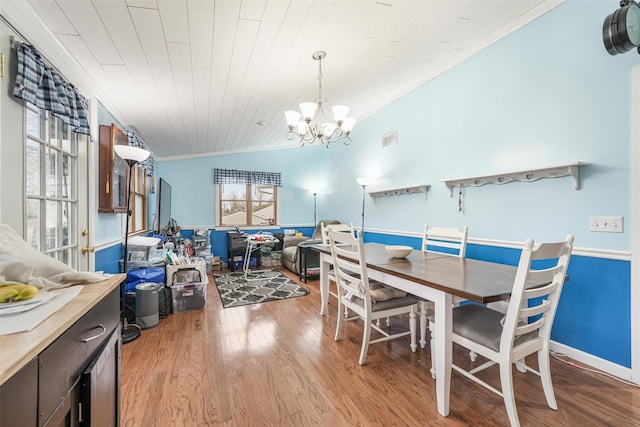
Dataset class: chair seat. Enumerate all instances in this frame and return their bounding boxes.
[350,295,418,312]
[453,304,538,352]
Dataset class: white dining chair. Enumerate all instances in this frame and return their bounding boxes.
[417,225,468,378]
[321,222,355,246]
[450,235,574,427]
[329,229,418,365]
[321,222,356,305]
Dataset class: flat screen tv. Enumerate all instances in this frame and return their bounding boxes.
[156,178,172,233]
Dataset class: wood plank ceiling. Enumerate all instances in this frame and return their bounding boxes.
[3,0,563,158]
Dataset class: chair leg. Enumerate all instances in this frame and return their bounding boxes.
[500,361,521,427]
[429,320,436,379]
[419,301,428,349]
[538,349,558,409]
[335,301,344,341]
[409,309,417,352]
[359,319,373,365]
[470,350,478,362]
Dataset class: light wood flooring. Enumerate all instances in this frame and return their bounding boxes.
[121,268,639,426]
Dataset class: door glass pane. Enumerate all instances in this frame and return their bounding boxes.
[46,147,58,197]
[61,153,71,198]
[26,104,40,138]
[61,125,71,152]
[46,200,59,251]
[26,139,41,196]
[62,201,70,247]
[26,199,41,251]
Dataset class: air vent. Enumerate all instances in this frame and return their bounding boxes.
[382,131,397,149]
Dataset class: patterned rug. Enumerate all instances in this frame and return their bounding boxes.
[214,269,309,308]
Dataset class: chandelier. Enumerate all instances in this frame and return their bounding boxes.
[285,51,355,147]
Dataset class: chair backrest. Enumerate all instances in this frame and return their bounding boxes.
[500,235,574,353]
[321,222,355,246]
[312,220,340,240]
[328,229,371,307]
[422,225,468,258]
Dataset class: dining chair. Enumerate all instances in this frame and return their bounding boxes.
[329,229,418,365]
[321,222,355,246]
[321,222,355,301]
[417,225,469,377]
[450,235,574,427]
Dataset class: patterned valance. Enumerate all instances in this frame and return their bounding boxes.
[213,168,282,186]
[13,43,90,135]
[125,129,155,176]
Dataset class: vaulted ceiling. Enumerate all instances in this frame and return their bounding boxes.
[1,0,562,158]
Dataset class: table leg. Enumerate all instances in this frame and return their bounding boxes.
[243,243,252,279]
[433,292,452,417]
[319,254,329,316]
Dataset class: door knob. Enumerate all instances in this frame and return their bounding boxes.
[81,228,88,237]
[82,246,95,254]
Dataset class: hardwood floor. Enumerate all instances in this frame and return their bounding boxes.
[121,268,639,426]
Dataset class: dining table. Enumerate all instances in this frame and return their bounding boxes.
[311,242,522,418]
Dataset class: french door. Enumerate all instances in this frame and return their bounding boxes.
[24,103,91,271]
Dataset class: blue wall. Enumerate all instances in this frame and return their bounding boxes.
[96,0,636,369]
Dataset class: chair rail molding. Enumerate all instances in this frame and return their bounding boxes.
[368,185,429,203]
[439,162,589,197]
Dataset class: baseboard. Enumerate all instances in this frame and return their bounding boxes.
[549,340,636,383]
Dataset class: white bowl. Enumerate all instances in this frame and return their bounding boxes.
[385,245,413,258]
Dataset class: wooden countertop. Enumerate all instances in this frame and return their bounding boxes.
[0,274,125,385]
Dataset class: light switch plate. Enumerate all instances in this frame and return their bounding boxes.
[589,216,623,233]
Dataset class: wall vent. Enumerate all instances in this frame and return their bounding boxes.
[382,131,397,148]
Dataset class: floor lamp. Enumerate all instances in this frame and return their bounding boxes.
[114,144,150,344]
[313,192,317,225]
[356,177,370,238]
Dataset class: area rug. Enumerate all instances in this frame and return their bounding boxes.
[214,269,309,308]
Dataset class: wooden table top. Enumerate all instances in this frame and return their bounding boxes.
[311,242,518,304]
[0,274,125,385]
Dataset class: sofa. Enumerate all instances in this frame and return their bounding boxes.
[281,220,340,276]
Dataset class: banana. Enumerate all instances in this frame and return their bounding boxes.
[0,284,39,302]
[0,288,19,303]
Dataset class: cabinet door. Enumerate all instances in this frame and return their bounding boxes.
[42,382,80,427]
[80,328,121,427]
[0,357,38,426]
[98,124,128,213]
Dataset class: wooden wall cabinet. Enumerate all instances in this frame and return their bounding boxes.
[99,124,128,213]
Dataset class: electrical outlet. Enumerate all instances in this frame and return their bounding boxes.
[589,216,624,233]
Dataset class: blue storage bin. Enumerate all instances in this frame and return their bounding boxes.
[126,267,166,292]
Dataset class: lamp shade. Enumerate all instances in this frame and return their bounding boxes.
[114,145,150,163]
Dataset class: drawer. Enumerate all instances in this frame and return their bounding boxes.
[38,287,120,426]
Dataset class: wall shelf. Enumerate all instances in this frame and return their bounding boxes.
[368,185,429,203]
[439,162,588,197]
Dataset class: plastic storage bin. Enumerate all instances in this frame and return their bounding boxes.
[171,282,206,312]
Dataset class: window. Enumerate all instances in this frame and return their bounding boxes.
[213,168,282,227]
[218,183,278,226]
[129,165,147,233]
[25,102,79,266]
